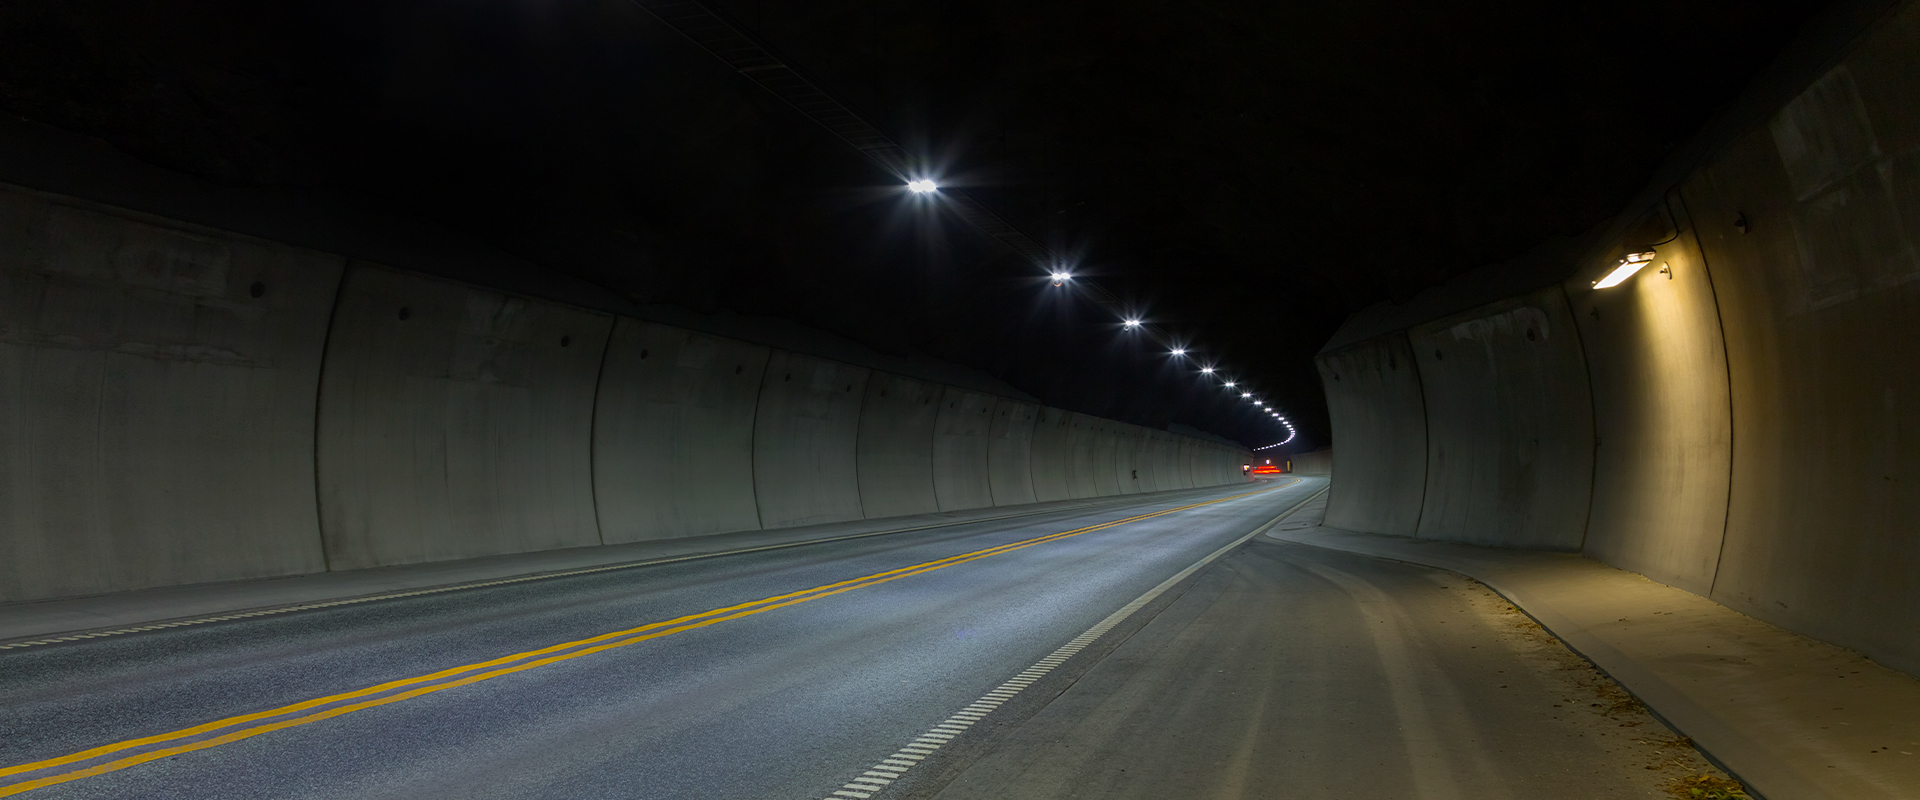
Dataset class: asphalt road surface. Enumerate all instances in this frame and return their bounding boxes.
[0,477,1728,799]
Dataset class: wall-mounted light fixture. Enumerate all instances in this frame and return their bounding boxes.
[1592,251,1657,289]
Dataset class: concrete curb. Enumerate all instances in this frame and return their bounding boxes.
[1268,525,1920,800]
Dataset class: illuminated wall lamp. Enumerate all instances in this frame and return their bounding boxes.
[1592,251,1657,289]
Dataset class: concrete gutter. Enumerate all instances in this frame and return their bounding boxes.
[1269,525,1920,800]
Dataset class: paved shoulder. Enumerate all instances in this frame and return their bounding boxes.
[928,541,1738,800]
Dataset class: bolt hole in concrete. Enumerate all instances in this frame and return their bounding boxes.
[396,306,410,321]
[560,335,570,347]
[248,280,265,298]
[639,348,648,359]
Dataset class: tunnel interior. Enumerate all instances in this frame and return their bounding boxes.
[3,1,1920,798]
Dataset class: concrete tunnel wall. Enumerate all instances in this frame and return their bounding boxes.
[1316,0,1920,677]
[1287,449,1334,477]
[0,181,1254,603]
[316,266,612,570]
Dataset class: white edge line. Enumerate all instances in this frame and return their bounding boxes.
[816,482,1328,799]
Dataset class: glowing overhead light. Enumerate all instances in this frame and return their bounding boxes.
[1200,366,1214,374]
[1241,392,1252,398]
[1170,348,1186,356]
[1050,271,1072,286]
[1122,319,1142,329]
[1592,251,1657,289]
[906,179,938,193]
[1224,381,1236,387]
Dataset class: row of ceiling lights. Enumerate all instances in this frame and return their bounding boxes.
[622,3,1291,451]
[908,179,1296,448]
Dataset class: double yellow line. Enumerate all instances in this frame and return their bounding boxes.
[0,487,1271,796]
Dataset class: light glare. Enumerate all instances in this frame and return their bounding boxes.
[1593,251,1656,289]
[906,179,938,193]
[1123,319,1142,328]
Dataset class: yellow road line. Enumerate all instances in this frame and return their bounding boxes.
[0,485,1283,796]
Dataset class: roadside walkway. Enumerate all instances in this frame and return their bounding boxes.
[1271,523,1920,800]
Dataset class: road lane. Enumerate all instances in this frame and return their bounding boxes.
[926,490,1747,800]
[0,478,1315,799]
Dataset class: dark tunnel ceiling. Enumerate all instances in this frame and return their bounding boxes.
[0,0,1830,448]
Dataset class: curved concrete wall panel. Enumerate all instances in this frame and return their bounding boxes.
[1089,421,1123,496]
[1677,45,1920,672]
[854,373,941,519]
[0,193,339,601]
[316,266,610,569]
[986,399,1039,506]
[1151,431,1186,490]
[1317,333,1426,534]
[1065,413,1102,499]
[1123,426,1156,493]
[1289,449,1334,477]
[752,350,870,528]
[932,387,996,511]
[1565,206,1733,594]
[1408,288,1595,550]
[1029,407,1075,502]
[591,319,769,543]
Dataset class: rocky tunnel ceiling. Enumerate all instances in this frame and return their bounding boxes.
[0,0,1830,447]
